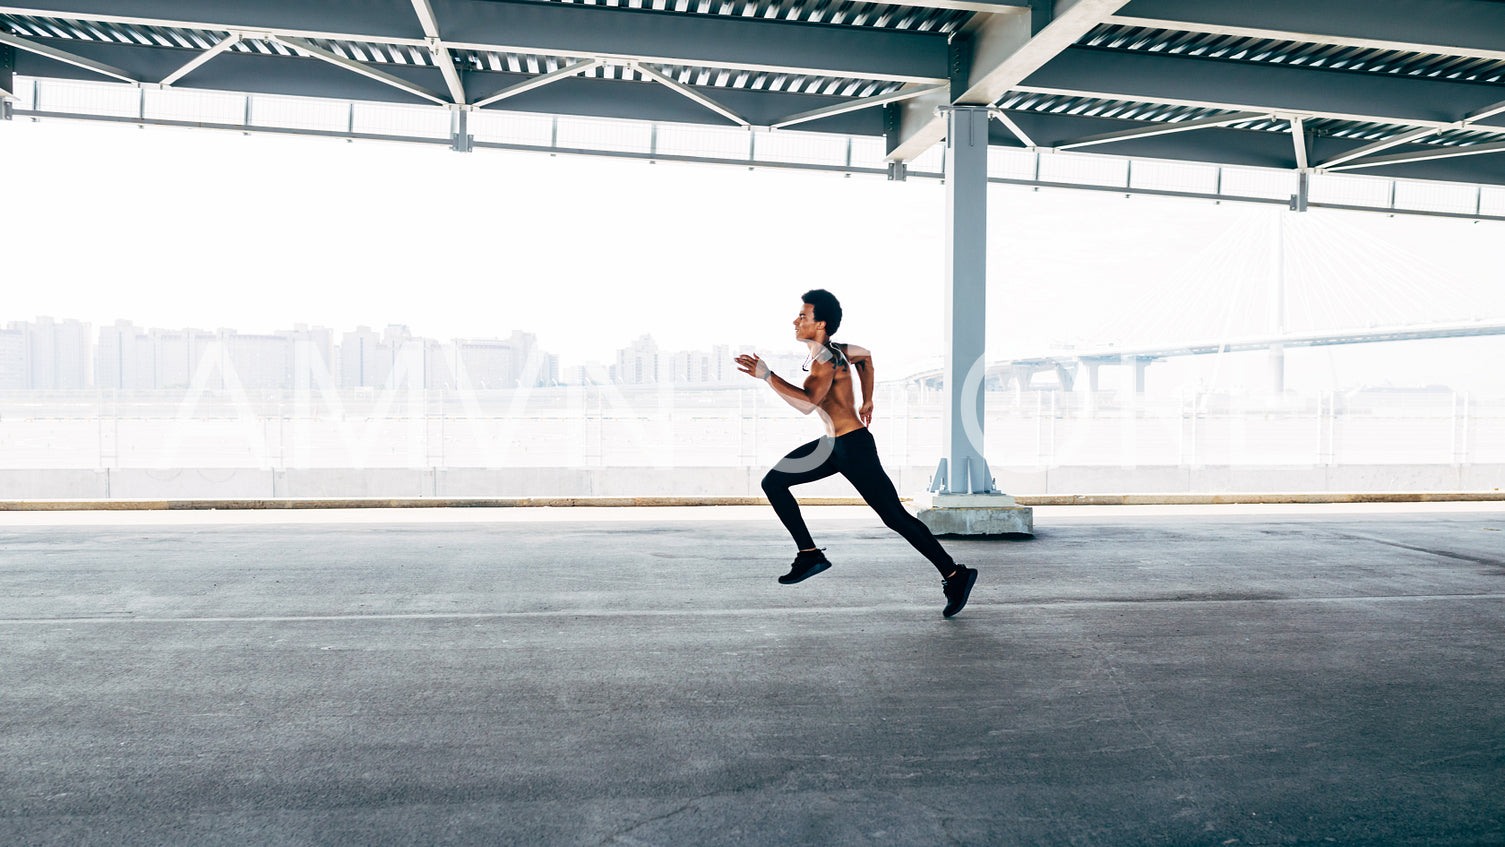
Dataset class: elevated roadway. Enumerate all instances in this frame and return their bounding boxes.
[905,318,1505,391]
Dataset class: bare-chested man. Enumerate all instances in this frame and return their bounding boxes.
[735,289,978,617]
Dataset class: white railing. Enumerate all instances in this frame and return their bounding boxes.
[1,385,1498,474]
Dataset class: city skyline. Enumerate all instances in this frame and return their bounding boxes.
[0,314,817,391]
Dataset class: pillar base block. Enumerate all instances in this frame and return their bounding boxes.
[911,492,1034,537]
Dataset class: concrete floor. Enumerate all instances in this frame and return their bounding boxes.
[0,504,1501,846]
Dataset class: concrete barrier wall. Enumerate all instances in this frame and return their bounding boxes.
[3,465,1501,500]
[0,470,110,499]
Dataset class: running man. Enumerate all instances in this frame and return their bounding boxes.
[735,289,978,618]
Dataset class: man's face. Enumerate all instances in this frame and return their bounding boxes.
[793,303,823,340]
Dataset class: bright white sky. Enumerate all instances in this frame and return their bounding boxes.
[5,115,1505,395]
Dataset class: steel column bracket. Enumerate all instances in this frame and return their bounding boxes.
[450,106,472,152]
[888,161,908,181]
[883,102,904,156]
[948,35,973,103]
[1289,170,1309,212]
[928,457,998,494]
[969,458,998,494]
[929,458,948,493]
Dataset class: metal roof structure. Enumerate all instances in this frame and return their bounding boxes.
[2,0,1505,190]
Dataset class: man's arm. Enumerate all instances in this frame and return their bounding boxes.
[769,359,835,415]
[734,353,835,415]
[844,344,876,426]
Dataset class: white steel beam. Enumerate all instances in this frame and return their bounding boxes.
[1316,126,1438,170]
[1011,85,1471,136]
[272,35,449,106]
[632,62,750,127]
[0,30,137,83]
[771,83,945,129]
[990,109,1036,147]
[472,58,601,108]
[409,0,466,105]
[1103,16,1505,66]
[159,32,241,86]
[888,0,1132,162]
[1053,109,1267,150]
[1290,116,1307,170]
[426,39,465,106]
[1465,99,1505,125]
[1327,139,1505,172]
[409,0,442,40]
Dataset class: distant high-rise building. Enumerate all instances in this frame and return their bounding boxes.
[507,330,543,387]
[285,324,336,389]
[0,325,26,389]
[567,362,610,386]
[5,317,92,389]
[97,320,142,390]
[422,338,454,389]
[339,326,391,388]
[225,331,293,389]
[711,345,737,383]
[538,352,560,387]
[454,338,513,389]
[616,335,660,384]
[666,349,718,384]
[153,329,216,389]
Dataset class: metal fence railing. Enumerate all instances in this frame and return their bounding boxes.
[1,386,1497,476]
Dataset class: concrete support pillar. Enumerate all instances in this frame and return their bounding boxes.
[936,105,992,495]
[1080,360,1100,393]
[1118,355,1147,394]
[1010,365,1033,398]
[916,106,1032,535]
[1053,363,1075,392]
[1269,344,1285,394]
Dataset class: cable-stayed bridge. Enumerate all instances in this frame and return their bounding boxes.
[903,319,1505,392]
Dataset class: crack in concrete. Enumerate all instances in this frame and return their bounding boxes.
[1329,531,1505,569]
[597,797,703,847]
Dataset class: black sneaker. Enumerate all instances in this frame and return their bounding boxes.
[941,565,977,618]
[778,549,832,584]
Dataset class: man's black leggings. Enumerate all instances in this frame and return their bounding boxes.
[761,427,955,575]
